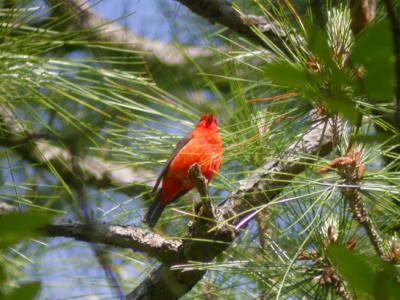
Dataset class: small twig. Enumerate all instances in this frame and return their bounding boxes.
[342,187,386,259]
[188,164,213,219]
[323,267,353,300]
[256,209,270,251]
[319,265,352,298]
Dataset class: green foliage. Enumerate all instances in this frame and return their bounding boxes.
[350,20,395,102]
[328,245,400,299]
[264,23,360,123]
[263,62,308,88]
[263,12,398,128]
[0,212,48,299]
[0,212,50,248]
[2,282,41,300]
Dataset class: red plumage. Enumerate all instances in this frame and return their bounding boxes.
[144,113,223,227]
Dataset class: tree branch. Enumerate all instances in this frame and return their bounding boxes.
[188,163,213,218]
[0,201,182,263]
[322,267,353,300]
[342,186,386,259]
[174,0,300,53]
[45,220,182,263]
[128,113,341,299]
[0,105,154,197]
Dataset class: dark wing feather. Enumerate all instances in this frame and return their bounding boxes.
[144,188,191,227]
[152,137,191,192]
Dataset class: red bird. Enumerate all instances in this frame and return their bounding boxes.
[145,113,223,227]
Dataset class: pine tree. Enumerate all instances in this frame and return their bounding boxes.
[0,1,399,299]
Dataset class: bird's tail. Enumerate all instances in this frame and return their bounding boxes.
[144,190,165,228]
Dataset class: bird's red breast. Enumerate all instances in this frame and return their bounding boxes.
[145,113,223,227]
[159,114,223,207]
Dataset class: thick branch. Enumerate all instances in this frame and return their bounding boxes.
[128,113,341,299]
[45,220,182,262]
[0,105,153,197]
[0,201,182,262]
[174,0,299,52]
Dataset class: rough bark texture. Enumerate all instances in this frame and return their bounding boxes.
[0,201,182,263]
[323,267,353,300]
[0,105,154,197]
[45,220,182,262]
[174,0,302,53]
[127,114,341,299]
[342,186,386,259]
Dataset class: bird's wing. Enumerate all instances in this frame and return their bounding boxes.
[152,137,191,192]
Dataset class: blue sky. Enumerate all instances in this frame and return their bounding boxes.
[88,0,212,45]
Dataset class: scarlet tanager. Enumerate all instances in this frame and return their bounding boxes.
[144,113,223,227]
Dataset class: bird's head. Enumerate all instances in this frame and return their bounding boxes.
[197,113,218,130]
